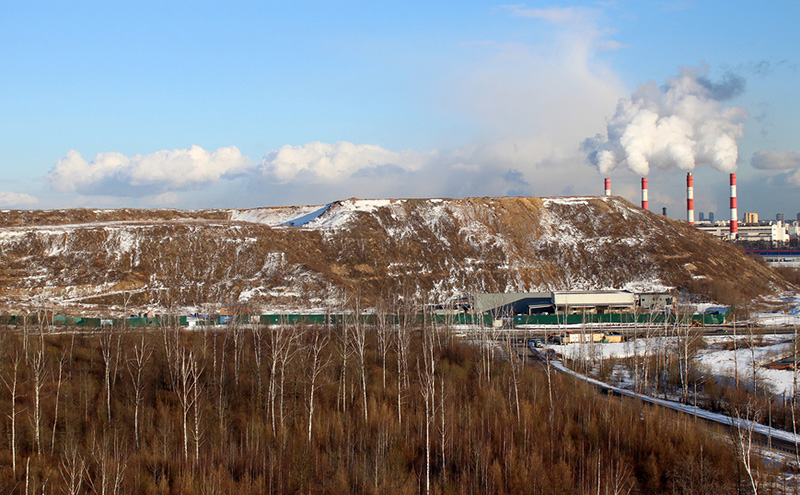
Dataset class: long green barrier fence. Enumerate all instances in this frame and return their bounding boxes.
[0,309,728,328]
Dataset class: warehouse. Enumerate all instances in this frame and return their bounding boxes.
[552,291,636,315]
[474,290,638,316]
[473,292,553,316]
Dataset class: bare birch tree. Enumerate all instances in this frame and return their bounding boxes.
[30,345,47,455]
[351,302,369,423]
[731,399,762,495]
[2,352,22,473]
[60,445,85,495]
[126,335,152,450]
[418,327,437,495]
[51,350,66,454]
[304,327,331,443]
[99,326,122,425]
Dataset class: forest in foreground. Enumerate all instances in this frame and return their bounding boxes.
[0,318,785,494]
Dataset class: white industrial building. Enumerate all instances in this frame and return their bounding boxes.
[552,291,635,314]
[697,221,789,243]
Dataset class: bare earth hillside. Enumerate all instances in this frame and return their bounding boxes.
[0,196,788,314]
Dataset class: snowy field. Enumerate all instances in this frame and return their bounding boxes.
[551,333,800,396]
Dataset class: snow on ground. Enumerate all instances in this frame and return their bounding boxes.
[751,293,800,327]
[696,335,796,395]
[303,199,394,230]
[540,197,592,206]
[230,205,326,226]
[553,334,800,396]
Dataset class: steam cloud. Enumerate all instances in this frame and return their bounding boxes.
[584,66,748,175]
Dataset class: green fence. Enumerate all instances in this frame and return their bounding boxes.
[0,309,727,329]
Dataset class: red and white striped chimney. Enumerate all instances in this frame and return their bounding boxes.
[604,178,611,196]
[641,177,649,210]
[686,172,694,225]
[730,173,738,238]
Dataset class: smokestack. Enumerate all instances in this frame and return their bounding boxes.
[686,172,694,225]
[730,173,738,238]
[641,177,649,210]
[604,178,611,196]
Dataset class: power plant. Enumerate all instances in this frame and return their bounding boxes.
[603,171,748,241]
[603,171,798,245]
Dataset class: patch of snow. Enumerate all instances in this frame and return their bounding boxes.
[230,205,325,227]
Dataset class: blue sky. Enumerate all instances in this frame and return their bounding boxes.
[1,1,798,219]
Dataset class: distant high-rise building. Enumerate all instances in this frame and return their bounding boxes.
[709,212,715,223]
[699,212,705,221]
[777,213,785,223]
[745,212,759,224]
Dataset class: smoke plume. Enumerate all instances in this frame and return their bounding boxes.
[584,66,748,175]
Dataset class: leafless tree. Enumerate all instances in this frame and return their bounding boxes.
[374,299,390,391]
[336,316,351,417]
[252,322,266,407]
[730,399,762,495]
[30,345,47,455]
[99,326,122,425]
[2,352,22,473]
[418,327,437,495]
[87,432,127,495]
[230,314,246,388]
[173,346,202,461]
[126,335,152,450]
[60,444,85,495]
[304,327,331,443]
[394,310,411,426]
[350,296,369,423]
[502,336,522,423]
[51,349,67,454]
[191,351,204,465]
[268,321,298,432]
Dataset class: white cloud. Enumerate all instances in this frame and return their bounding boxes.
[46,145,253,196]
[751,151,800,188]
[504,5,599,26]
[751,150,800,170]
[259,141,433,183]
[0,191,38,207]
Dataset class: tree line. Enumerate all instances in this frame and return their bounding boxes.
[0,313,780,494]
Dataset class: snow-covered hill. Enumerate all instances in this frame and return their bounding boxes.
[0,196,787,315]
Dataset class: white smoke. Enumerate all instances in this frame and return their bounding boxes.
[584,66,748,175]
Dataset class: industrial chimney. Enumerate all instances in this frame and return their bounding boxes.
[604,178,611,196]
[686,172,694,225]
[641,178,649,210]
[729,173,738,239]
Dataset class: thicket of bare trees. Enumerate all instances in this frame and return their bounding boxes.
[0,317,769,494]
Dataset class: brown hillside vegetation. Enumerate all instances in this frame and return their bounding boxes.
[0,196,789,313]
[0,320,767,494]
